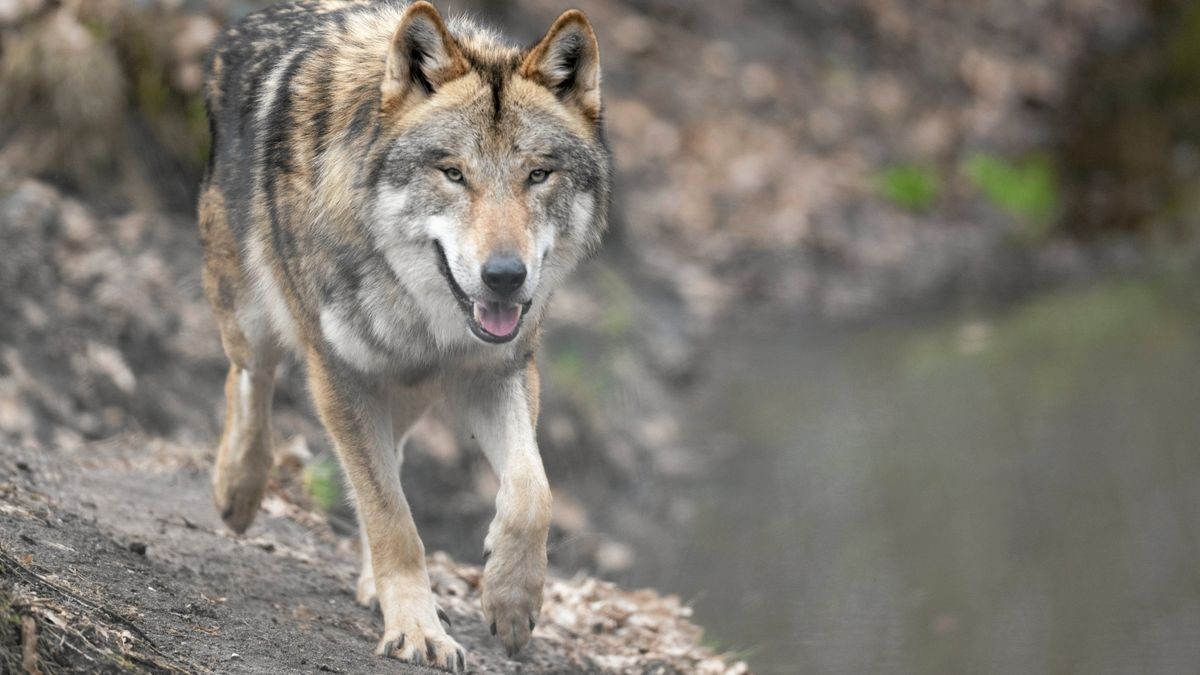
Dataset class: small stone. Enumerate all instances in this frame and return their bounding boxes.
[129,541,147,555]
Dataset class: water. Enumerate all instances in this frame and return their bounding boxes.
[648,279,1200,674]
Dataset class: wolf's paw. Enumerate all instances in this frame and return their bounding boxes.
[481,542,545,657]
[211,463,270,535]
[377,625,465,673]
[358,572,454,630]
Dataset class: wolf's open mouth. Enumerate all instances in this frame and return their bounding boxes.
[433,241,529,343]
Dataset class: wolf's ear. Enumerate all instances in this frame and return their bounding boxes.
[382,1,469,110]
[521,10,601,121]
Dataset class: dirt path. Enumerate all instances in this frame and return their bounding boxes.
[1,441,724,674]
[2,442,479,674]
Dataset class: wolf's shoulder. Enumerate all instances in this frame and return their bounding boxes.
[211,1,401,57]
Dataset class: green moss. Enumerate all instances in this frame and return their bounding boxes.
[875,164,941,212]
[964,154,1059,233]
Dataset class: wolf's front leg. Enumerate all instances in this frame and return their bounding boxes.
[307,355,465,672]
[450,362,552,656]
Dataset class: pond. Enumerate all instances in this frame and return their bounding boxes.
[641,278,1200,674]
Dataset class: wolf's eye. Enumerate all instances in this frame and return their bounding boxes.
[442,167,464,183]
[529,169,551,184]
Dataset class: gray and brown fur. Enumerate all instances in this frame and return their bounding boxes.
[197,1,609,670]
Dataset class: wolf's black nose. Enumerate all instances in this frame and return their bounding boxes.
[481,254,527,296]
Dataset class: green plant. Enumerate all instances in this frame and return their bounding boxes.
[876,164,941,211]
[964,154,1059,228]
[303,455,342,512]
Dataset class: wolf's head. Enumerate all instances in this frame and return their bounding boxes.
[368,2,609,347]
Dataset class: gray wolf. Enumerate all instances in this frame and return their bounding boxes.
[197,1,609,669]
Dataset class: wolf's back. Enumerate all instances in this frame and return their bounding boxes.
[201,1,398,243]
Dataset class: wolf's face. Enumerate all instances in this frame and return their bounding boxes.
[369,7,608,347]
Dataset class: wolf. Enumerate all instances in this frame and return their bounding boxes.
[196,1,609,669]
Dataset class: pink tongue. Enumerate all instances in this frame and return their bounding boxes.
[476,301,520,337]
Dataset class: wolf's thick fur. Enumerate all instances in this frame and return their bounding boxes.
[197,1,609,669]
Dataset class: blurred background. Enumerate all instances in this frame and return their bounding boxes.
[3,0,1200,673]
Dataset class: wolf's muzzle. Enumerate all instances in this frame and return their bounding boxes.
[433,241,530,344]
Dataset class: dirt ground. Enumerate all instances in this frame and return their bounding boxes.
[0,437,735,674]
[3,439,429,675]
